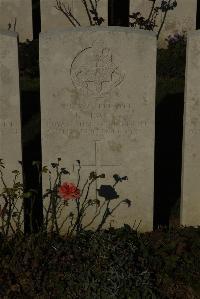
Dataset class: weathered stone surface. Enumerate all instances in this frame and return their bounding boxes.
[130,0,196,49]
[181,30,200,227]
[41,0,108,32]
[0,0,33,42]
[0,31,23,236]
[40,27,156,235]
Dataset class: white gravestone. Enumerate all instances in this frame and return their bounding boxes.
[0,31,23,236]
[0,0,33,42]
[41,0,108,32]
[40,27,156,235]
[181,30,200,227]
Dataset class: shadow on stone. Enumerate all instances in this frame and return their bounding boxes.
[154,92,184,229]
[20,90,43,234]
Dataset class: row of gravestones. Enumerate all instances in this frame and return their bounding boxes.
[0,27,200,237]
[0,0,197,48]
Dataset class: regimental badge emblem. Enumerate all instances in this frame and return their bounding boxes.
[70,47,125,97]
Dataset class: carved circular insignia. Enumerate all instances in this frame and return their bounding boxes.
[70,47,125,97]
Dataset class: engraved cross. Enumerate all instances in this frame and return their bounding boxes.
[74,140,120,199]
[85,66,114,93]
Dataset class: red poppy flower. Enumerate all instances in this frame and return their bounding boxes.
[58,182,80,200]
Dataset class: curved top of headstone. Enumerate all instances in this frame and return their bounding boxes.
[39,26,157,39]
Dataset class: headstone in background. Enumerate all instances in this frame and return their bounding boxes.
[130,0,197,49]
[40,0,108,32]
[0,31,23,236]
[181,30,200,227]
[0,0,33,42]
[40,27,156,235]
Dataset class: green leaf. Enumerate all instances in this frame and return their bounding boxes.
[23,192,32,198]
[32,160,41,166]
[28,189,38,194]
[42,166,48,173]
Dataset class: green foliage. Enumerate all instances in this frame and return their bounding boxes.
[129,0,177,40]
[141,226,200,298]
[0,226,159,298]
[0,158,131,239]
[0,225,200,298]
[0,159,199,297]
